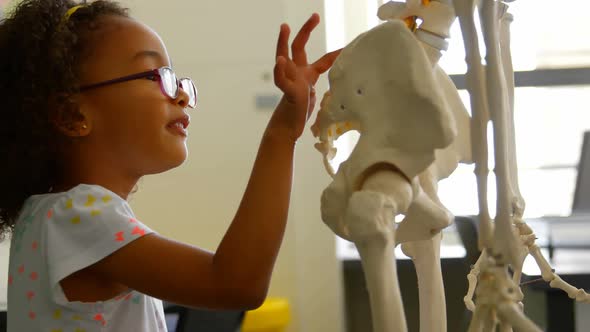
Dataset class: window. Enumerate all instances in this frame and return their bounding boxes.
[324,0,590,219]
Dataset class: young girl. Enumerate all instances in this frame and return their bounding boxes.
[0,0,340,330]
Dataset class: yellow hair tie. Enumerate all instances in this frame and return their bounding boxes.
[63,4,86,22]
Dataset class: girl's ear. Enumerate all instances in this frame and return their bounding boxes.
[49,94,93,137]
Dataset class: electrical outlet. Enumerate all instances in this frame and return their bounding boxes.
[255,94,281,110]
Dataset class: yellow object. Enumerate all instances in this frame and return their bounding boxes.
[63,5,85,22]
[85,194,96,207]
[242,297,291,332]
[404,16,418,32]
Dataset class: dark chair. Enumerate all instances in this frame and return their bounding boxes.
[454,215,481,266]
[0,310,6,332]
[454,215,482,331]
[163,303,244,332]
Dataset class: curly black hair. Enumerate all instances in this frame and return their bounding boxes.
[0,0,129,239]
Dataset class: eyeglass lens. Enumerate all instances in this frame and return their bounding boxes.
[160,68,197,108]
[160,68,178,99]
[180,79,197,108]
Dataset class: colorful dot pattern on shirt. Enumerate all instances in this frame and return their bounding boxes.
[52,194,146,243]
[8,185,163,331]
[12,214,34,253]
[53,309,62,319]
[64,195,107,225]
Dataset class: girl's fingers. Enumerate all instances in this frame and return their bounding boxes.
[276,24,291,60]
[311,48,342,74]
[274,56,288,89]
[307,86,316,120]
[274,56,297,95]
[291,13,320,65]
[275,15,335,108]
[285,57,298,81]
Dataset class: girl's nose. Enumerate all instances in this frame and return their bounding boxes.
[175,85,191,108]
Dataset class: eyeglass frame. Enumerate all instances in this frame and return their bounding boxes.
[78,66,197,108]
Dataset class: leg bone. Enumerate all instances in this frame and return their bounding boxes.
[345,189,408,332]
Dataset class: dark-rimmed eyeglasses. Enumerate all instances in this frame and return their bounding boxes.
[79,66,197,108]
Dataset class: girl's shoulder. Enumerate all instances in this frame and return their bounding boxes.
[22,184,128,221]
[61,184,124,202]
[27,184,125,205]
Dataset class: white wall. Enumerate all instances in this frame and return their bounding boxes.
[119,1,345,331]
[0,1,344,330]
[0,239,8,311]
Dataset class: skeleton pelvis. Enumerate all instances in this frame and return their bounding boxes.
[396,170,454,243]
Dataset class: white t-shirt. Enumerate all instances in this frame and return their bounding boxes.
[7,184,167,331]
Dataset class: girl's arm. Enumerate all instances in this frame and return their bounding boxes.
[61,14,340,310]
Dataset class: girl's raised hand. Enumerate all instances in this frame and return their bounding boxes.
[271,13,340,142]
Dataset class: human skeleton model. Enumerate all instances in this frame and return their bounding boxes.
[310,3,469,330]
[451,0,590,330]
[311,0,590,331]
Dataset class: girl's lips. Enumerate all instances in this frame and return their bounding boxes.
[167,115,190,129]
[166,122,188,137]
[166,114,190,137]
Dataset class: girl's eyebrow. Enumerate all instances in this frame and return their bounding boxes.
[132,50,172,66]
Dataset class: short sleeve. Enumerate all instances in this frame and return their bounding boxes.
[44,184,154,303]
